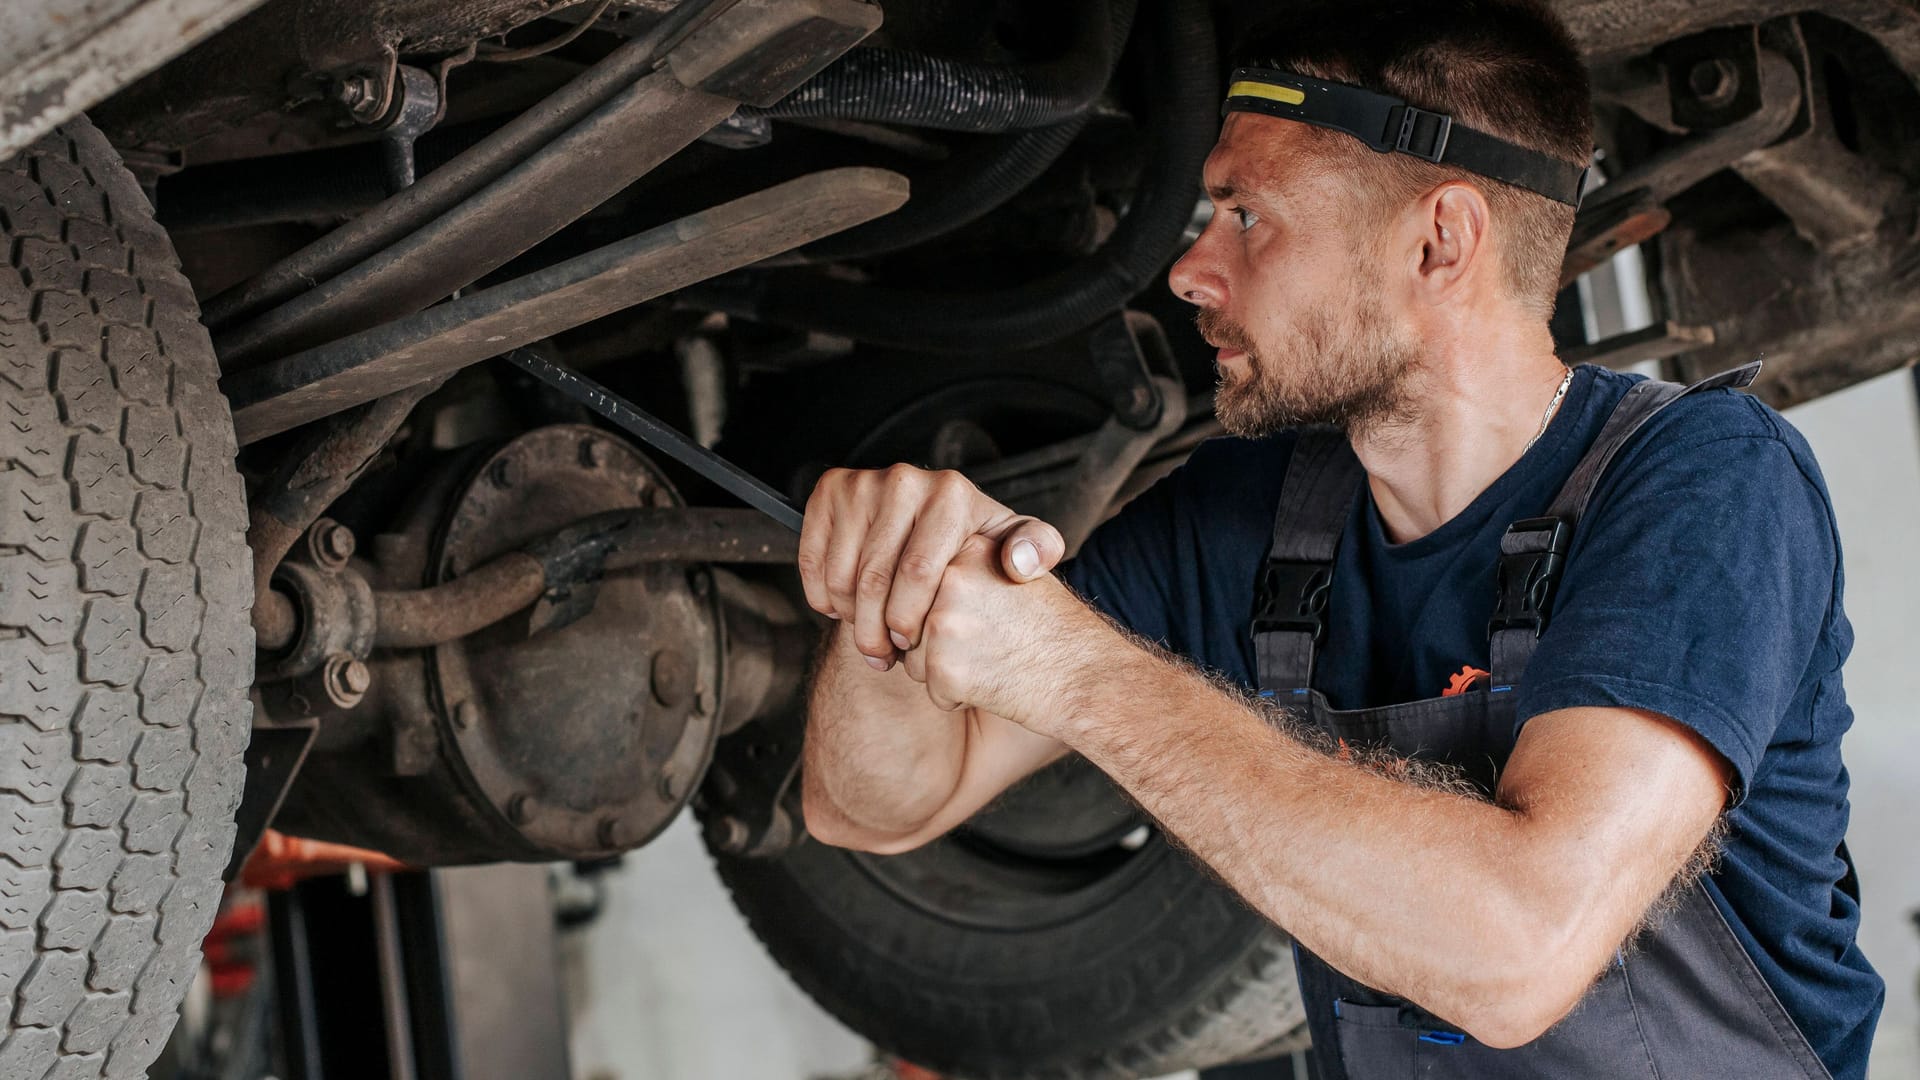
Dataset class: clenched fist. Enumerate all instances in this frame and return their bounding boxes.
[798,465,1066,668]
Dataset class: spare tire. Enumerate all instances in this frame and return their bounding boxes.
[0,121,251,1076]
[709,753,1309,1079]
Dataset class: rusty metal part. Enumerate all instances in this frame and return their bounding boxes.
[1560,321,1716,368]
[261,559,377,682]
[248,377,445,649]
[211,0,879,367]
[214,74,734,367]
[309,517,358,571]
[668,0,884,107]
[0,0,271,160]
[223,167,909,443]
[1039,377,1187,557]
[270,424,729,863]
[371,507,798,648]
[711,569,812,737]
[373,551,547,648]
[200,0,747,329]
[323,653,373,707]
[90,0,647,153]
[1565,46,1803,284]
[427,424,722,859]
[1729,20,1906,253]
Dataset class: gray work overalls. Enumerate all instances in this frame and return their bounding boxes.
[1250,362,1835,1078]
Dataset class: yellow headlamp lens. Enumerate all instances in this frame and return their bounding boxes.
[1226,80,1306,106]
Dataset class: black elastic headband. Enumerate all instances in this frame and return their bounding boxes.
[1222,67,1589,208]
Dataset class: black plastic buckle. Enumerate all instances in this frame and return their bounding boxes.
[1489,517,1570,637]
[1252,559,1335,642]
[1393,105,1453,163]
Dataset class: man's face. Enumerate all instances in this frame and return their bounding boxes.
[1169,114,1420,437]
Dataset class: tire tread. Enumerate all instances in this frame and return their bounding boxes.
[0,122,251,1078]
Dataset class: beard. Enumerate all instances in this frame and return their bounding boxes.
[1201,301,1419,438]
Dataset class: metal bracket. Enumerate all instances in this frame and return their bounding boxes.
[224,720,321,881]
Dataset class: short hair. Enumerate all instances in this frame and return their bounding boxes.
[1232,0,1594,315]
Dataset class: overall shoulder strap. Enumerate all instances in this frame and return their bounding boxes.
[1488,361,1763,690]
[1252,431,1366,694]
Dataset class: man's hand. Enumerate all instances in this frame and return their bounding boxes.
[898,536,1113,734]
[799,465,1065,670]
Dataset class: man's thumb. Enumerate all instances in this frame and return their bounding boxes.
[999,518,1066,582]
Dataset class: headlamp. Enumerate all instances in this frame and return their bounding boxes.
[1222,67,1590,208]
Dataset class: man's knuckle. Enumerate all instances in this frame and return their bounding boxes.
[857,564,895,596]
[897,552,940,583]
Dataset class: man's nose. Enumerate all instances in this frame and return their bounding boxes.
[1167,236,1225,309]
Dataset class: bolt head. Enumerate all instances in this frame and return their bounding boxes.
[453,700,479,730]
[579,438,606,468]
[339,658,371,694]
[323,523,356,561]
[650,650,693,708]
[647,486,674,508]
[659,768,683,801]
[686,568,711,598]
[507,794,532,825]
[597,818,622,848]
[693,689,712,717]
[489,457,517,488]
[1687,58,1739,106]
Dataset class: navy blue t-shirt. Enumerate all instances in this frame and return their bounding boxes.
[1063,364,1884,1078]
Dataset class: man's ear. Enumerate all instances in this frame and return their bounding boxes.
[1415,182,1491,300]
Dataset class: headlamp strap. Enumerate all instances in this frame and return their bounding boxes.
[1223,67,1590,208]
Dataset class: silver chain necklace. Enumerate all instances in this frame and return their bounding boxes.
[1522,367,1575,455]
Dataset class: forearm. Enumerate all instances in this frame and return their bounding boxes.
[1063,644,1581,1037]
[802,623,969,840]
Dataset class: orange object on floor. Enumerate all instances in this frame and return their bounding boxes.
[239,828,409,891]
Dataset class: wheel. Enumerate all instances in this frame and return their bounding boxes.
[709,754,1310,1079]
[0,120,251,1077]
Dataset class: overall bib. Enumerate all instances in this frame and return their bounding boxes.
[1249,362,1834,1079]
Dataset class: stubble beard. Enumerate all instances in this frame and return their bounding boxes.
[1202,303,1419,439]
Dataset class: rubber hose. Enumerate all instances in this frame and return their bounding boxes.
[756,1,1114,133]
[803,0,1136,263]
[688,0,1215,353]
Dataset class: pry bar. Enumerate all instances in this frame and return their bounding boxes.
[507,349,806,533]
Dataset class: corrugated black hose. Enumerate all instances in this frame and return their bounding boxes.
[754,1,1116,132]
[800,0,1137,264]
[685,0,1215,353]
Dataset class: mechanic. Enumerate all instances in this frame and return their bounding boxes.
[795,1,1883,1076]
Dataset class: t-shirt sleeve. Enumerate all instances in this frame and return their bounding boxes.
[1059,467,1183,645]
[1516,417,1840,800]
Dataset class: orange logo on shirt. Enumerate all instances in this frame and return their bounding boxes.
[1443,666,1490,697]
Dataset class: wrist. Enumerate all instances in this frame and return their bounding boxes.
[1043,607,1163,748]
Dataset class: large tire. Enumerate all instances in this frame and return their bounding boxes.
[710,756,1309,1079]
[0,121,251,1077]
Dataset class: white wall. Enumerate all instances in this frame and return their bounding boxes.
[1786,368,1920,1079]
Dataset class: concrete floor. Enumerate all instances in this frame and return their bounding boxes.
[561,368,1920,1080]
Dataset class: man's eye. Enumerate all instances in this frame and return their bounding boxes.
[1233,207,1260,232]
